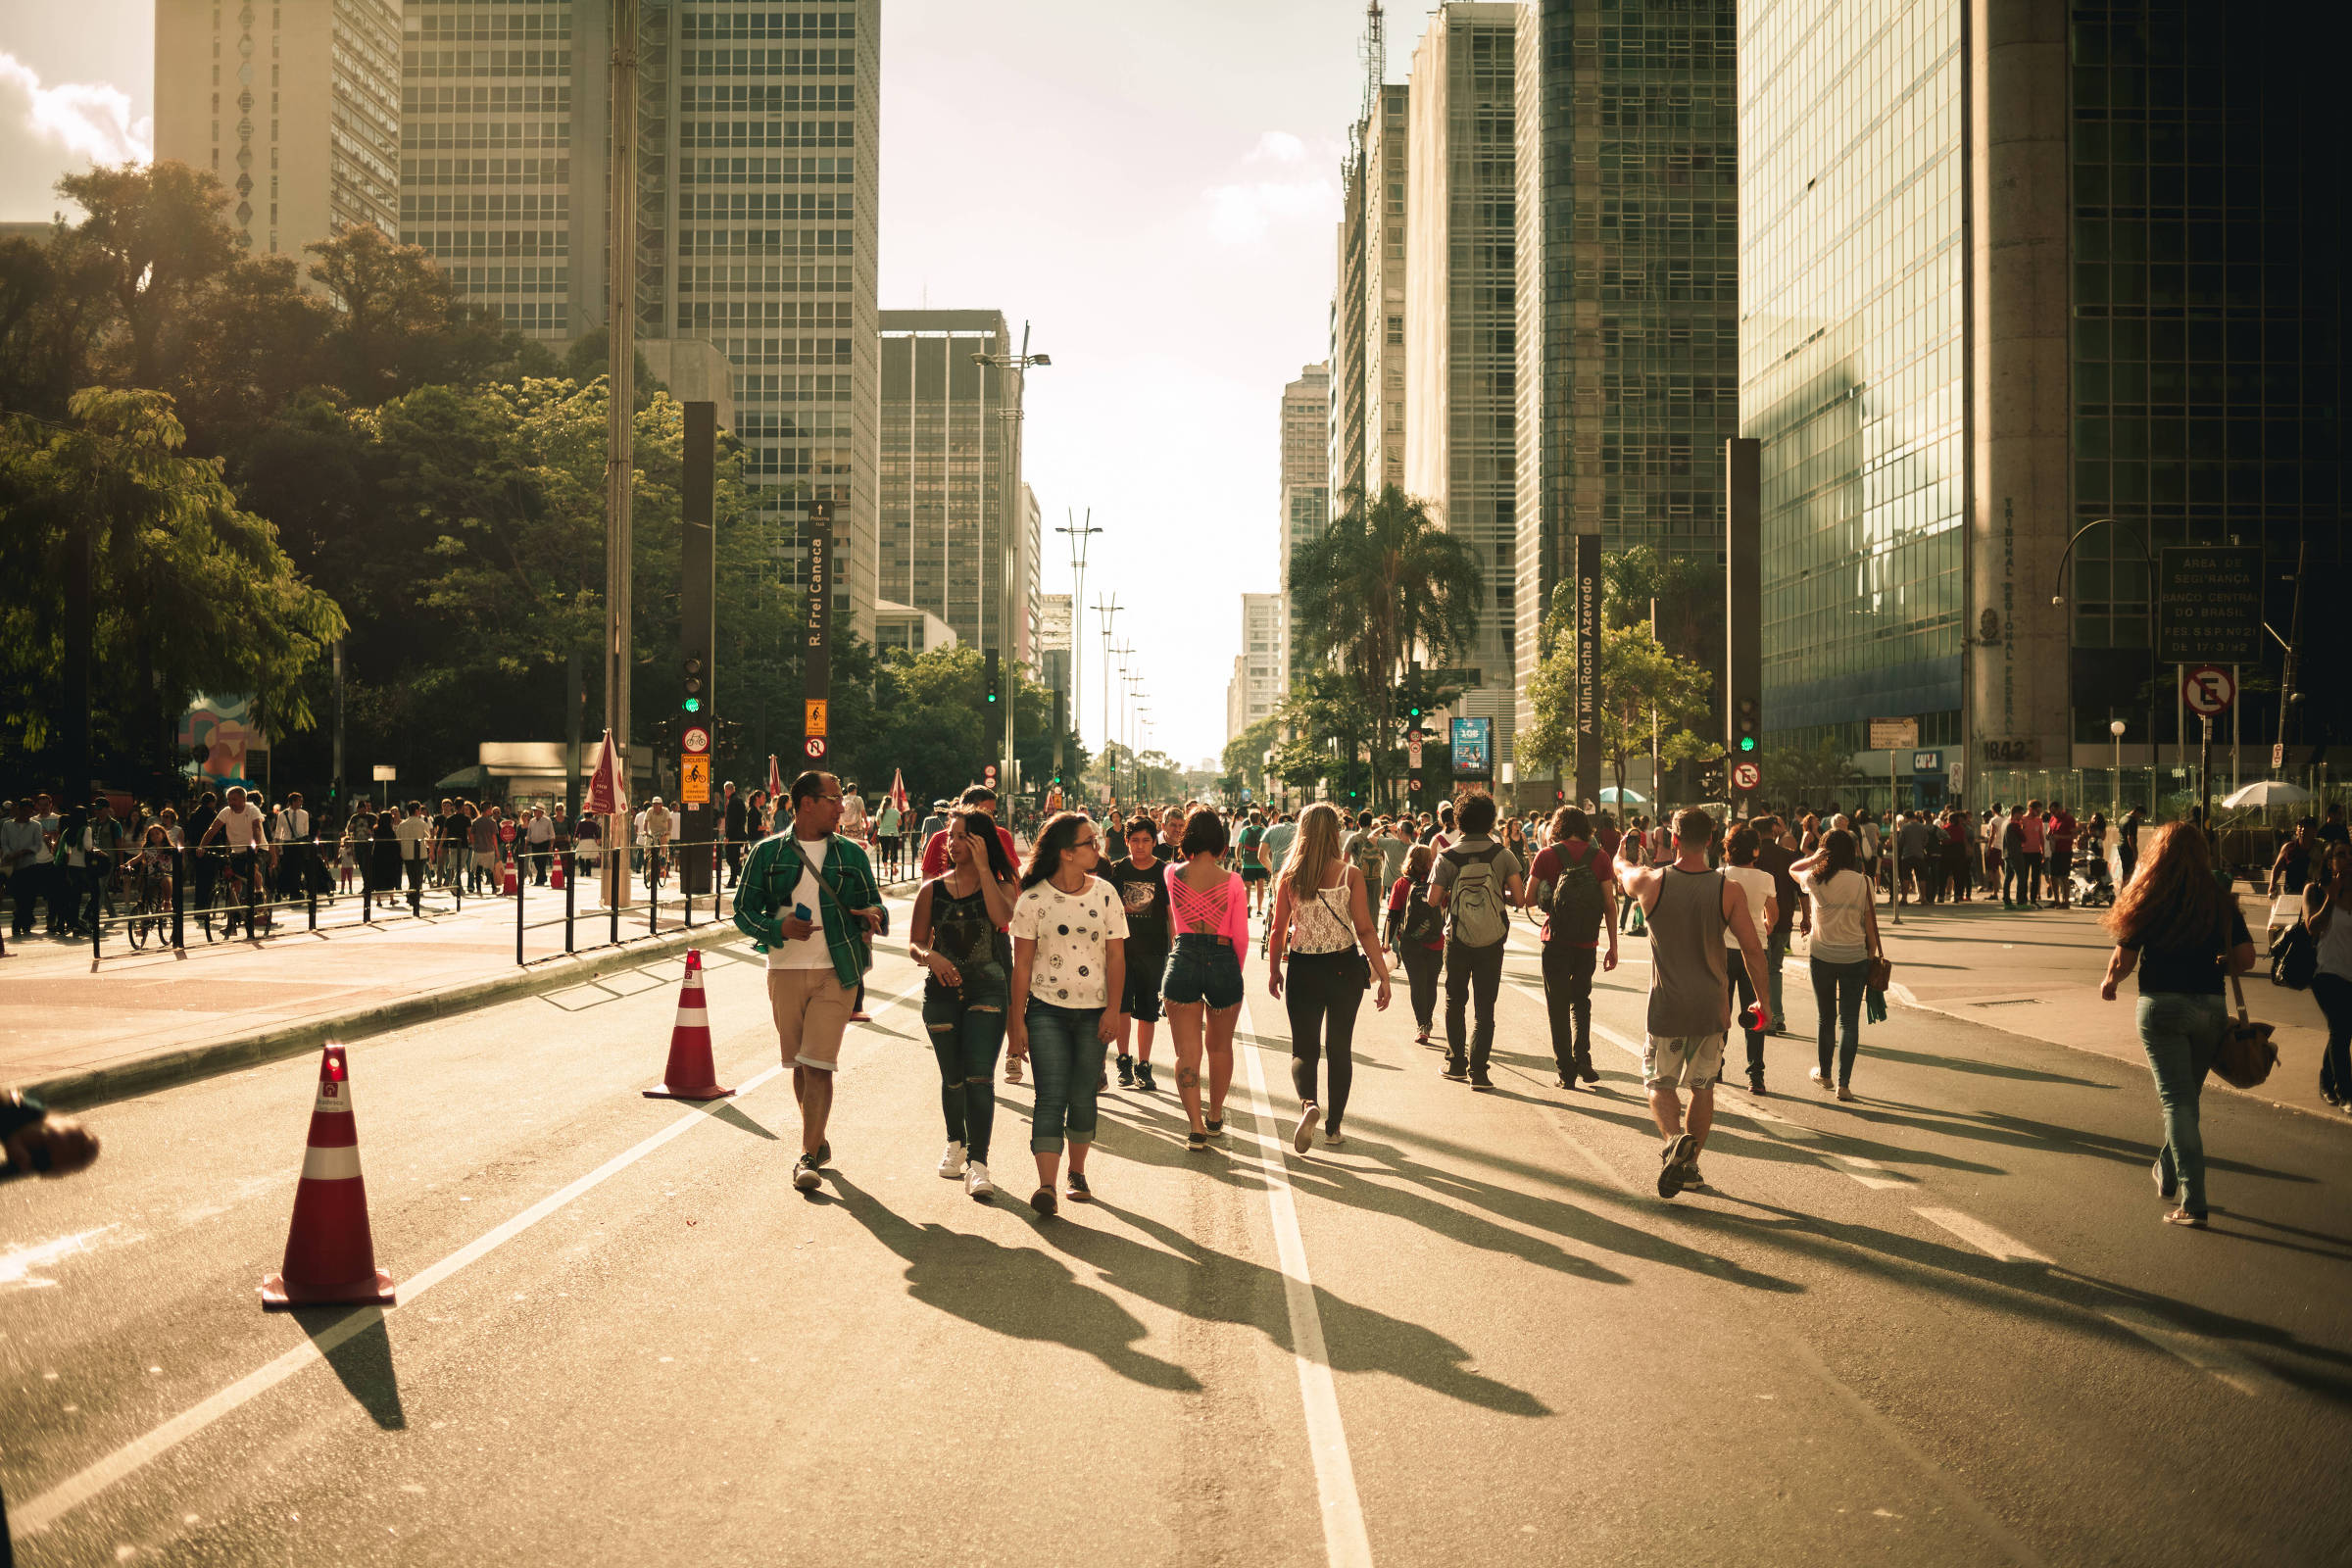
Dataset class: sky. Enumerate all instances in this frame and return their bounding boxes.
[0,0,1446,769]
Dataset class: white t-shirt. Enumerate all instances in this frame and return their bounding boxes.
[768,834,835,971]
[216,802,268,850]
[395,814,432,859]
[1723,864,1775,951]
[1798,866,1872,963]
[1010,876,1129,1010]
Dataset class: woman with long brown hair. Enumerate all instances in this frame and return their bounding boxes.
[1162,808,1248,1152]
[1268,802,1392,1151]
[2097,822,2256,1227]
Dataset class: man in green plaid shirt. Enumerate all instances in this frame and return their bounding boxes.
[733,769,885,1191]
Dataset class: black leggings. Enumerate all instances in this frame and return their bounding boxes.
[1286,950,1366,1134]
[1399,941,1443,1031]
[2315,971,2352,1103]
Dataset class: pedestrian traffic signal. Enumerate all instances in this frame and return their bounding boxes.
[682,656,706,715]
[1735,697,1758,754]
[984,650,1001,706]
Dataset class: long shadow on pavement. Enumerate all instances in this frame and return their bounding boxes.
[1842,1097,2318,1186]
[291,1305,405,1430]
[1857,1042,2115,1089]
[696,1101,780,1141]
[1052,1199,1552,1418]
[826,1174,1202,1394]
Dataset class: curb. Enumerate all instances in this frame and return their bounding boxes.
[26,920,756,1113]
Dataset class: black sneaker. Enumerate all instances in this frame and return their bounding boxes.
[1135,1061,1157,1093]
[1443,1059,1470,1082]
[793,1153,823,1193]
[812,1141,831,1167]
[1748,1069,1766,1097]
[1116,1054,1135,1088]
[1576,1054,1599,1084]
[1554,1074,1572,1090]
[1656,1134,1696,1200]
[1468,1069,1494,1092]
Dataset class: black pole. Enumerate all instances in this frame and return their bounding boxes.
[171,846,183,952]
[515,846,524,966]
[564,848,575,954]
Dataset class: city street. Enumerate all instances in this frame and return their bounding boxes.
[6,895,2347,1566]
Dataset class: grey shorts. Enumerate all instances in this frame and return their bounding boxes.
[1642,1032,1724,1092]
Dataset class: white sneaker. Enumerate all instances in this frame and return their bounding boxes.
[964,1162,995,1200]
[1294,1102,1321,1153]
[1809,1066,1829,1091]
[937,1141,967,1179]
[1323,1131,1347,1148]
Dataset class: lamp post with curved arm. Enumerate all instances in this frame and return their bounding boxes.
[2050,518,2159,817]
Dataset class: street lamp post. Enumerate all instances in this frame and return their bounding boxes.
[1095,596,1120,806]
[2109,717,2127,816]
[2052,518,2158,818]
[972,331,1052,792]
[1055,510,1100,787]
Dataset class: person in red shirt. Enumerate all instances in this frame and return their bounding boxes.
[921,785,1019,879]
[2046,804,2078,909]
[2017,800,2048,908]
[1523,807,1618,1088]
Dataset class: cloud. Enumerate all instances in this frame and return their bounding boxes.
[0,50,152,171]
[1202,130,1337,246]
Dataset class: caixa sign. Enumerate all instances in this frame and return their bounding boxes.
[1980,737,2040,765]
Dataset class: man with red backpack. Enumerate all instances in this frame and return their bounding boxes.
[1525,806,1618,1090]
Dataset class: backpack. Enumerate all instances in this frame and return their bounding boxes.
[1400,881,1445,947]
[1539,842,1608,944]
[1441,844,1509,948]
[1348,831,1384,892]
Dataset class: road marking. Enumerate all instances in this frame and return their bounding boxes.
[2097,1308,2283,1397]
[1233,1000,1375,1568]
[9,1061,790,1543]
[0,1226,125,1293]
[1911,1206,2053,1265]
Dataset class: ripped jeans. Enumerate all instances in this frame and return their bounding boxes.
[923,989,1007,1164]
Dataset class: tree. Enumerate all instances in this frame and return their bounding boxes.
[1219,714,1280,799]
[1520,596,1720,811]
[1288,483,1484,806]
[0,388,346,791]
[306,223,511,403]
[57,161,243,393]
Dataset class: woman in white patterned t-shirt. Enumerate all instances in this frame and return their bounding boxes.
[1007,811,1128,1219]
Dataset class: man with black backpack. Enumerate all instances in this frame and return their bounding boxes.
[1429,792,1524,1089]
[1524,807,1618,1090]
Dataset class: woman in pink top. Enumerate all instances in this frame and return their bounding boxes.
[1161,808,1248,1152]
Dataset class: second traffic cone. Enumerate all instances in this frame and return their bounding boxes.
[262,1044,396,1310]
[551,855,565,891]
[644,948,734,1101]
[501,854,519,896]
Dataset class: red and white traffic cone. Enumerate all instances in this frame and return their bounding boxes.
[501,853,519,896]
[551,855,565,891]
[644,949,734,1101]
[262,1044,396,1310]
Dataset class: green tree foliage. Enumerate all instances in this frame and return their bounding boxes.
[843,646,1083,814]
[1220,714,1280,798]
[1287,483,1484,804]
[1520,594,1720,808]
[0,388,346,782]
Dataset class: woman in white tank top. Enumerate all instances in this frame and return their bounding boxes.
[1791,827,1882,1101]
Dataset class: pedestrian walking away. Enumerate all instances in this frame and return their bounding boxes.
[1430,793,1524,1089]
[1386,845,1446,1047]
[1160,808,1249,1151]
[722,782,749,887]
[873,793,902,883]
[1006,811,1129,1215]
[732,770,887,1194]
[1107,816,1172,1094]
[1615,808,1774,1198]
[2098,822,2257,1226]
[908,808,1020,1201]
[1236,808,1271,916]
[2304,842,2352,1108]
[395,801,432,913]
[1524,807,1617,1090]
[1267,802,1392,1151]
[1791,828,1882,1101]
[1720,823,1779,1094]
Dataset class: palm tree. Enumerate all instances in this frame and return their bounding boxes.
[1288,483,1483,805]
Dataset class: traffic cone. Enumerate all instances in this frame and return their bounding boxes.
[501,854,519,896]
[644,949,734,1101]
[551,855,565,891]
[262,1044,396,1310]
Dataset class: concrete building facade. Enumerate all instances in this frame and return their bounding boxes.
[1229,592,1285,743]
[876,311,1037,665]
[1407,3,1519,764]
[154,0,403,262]
[1278,362,1330,687]
[1739,0,2345,804]
[399,0,882,644]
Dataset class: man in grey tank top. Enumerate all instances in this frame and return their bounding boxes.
[1616,808,1776,1199]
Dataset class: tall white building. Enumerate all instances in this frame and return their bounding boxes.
[398,0,882,643]
[1278,363,1329,685]
[154,0,402,262]
[1228,592,1285,742]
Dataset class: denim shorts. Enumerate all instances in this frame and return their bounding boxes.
[1161,933,1244,1009]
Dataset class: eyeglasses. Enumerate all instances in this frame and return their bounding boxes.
[1071,835,1099,850]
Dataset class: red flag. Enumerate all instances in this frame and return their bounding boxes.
[766,753,784,801]
[586,730,623,816]
[887,767,909,816]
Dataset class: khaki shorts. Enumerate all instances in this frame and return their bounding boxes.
[1642,1032,1724,1093]
[768,965,855,1071]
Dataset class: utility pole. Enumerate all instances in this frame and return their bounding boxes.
[1095,594,1121,803]
[1056,509,1100,784]
[974,326,1050,800]
[2274,537,2307,774]
[604,0,639,870]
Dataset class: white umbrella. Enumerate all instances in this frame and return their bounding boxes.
[2223,780,2311,808]
[1600,787,1647,805]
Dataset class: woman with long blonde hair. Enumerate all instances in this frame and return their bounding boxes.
[1268,802,1392,1151]
[2097,822,2256,1227]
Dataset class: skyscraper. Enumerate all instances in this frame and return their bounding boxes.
[1362,84,1413,499]
[154,0,402,261]
[1513,0,1740,774]
[1407,3,1518,763]
[1278,363,1330,687]
[876,310,1036,662]
[1738,1,2344,798]
[1229,593,1285,742]
[399,0,882,643]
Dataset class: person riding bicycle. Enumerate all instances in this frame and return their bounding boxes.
[198,786,272,926]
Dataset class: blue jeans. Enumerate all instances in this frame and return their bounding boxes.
[1767,928,1790,1027]
[923,993,1006,1163]
[1024,1000,1106,1154]
[1810,956,1869,1083]
[2136,991,2224,1215]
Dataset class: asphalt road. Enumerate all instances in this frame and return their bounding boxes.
[5,898,2348,1566]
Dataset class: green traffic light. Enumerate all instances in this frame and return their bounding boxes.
[1738,735,1755,752]
[683,697,703,713]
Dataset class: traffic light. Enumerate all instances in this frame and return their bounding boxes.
[1735,697,1758,754]
[682,656,706,715]
[1554,788,1565,804]
[984,650,1001,706]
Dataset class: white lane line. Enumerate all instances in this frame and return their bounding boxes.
[10,1060,790,1543]
[1233,999,1375,1568]
[1910,1207,2054,1265]
[2097,1309,2283,1398]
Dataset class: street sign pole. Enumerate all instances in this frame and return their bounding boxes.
[802,497,834,775]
